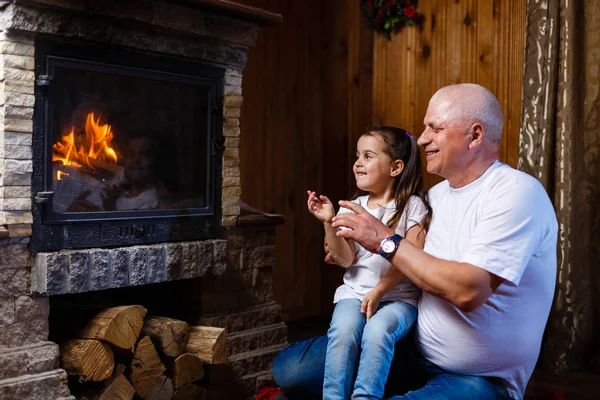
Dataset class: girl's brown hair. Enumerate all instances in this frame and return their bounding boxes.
[355,125,432,233]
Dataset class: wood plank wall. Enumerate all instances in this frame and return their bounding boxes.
[372,0,527,188]
[238,0,526,320]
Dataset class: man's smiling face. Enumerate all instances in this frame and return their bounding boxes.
[418,94,472,181]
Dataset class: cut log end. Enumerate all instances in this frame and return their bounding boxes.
[98,374,136,400]
[145,375,174,400]
[141,316,190,358]
[60,339,114,382]
[185,326,227,365]
[165,353,205,389]
[173,384,207,400]
[130,336,167,398]
[79,305,148,350]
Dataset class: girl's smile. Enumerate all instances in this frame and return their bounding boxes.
[353,134,397,198]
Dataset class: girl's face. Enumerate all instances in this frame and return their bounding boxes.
[353,134,396,195]
[125,137,155,187]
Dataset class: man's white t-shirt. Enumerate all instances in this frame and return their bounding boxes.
[333,195,428,307]
[417,161,558,399]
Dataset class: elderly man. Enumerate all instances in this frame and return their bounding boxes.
[272,84,558,400]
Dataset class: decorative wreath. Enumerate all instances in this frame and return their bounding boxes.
[360,0,423,40]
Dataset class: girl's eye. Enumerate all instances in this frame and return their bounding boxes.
[365,155,371,159]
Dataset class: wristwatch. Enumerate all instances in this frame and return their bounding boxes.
[379,234,403,260]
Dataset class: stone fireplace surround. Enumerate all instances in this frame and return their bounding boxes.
[0,1,285,399]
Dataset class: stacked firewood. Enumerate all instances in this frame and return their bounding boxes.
[58,305,227,400]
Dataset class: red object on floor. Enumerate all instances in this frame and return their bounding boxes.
[553,392,565,400]
[255,386,282,400]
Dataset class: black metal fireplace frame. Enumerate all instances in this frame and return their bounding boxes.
[32,40,224,252]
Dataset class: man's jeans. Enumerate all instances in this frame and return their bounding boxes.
[324,299,417,399]
[273,333,512,400]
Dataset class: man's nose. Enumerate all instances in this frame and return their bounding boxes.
[417,130,430,146]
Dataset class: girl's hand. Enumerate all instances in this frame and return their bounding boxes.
[307,190,335,224]
[101,182,127,210]
[361,288,384,321]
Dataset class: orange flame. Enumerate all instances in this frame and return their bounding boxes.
[52,112,118,180]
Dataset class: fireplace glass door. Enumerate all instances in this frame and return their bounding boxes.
[33,41,223,251]
[46,57,220,220]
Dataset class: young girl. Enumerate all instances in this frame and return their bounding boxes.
[307,126,431,400]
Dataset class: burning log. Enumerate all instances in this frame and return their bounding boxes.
[185,326,227,364]
[79,305,147,350]
[164,353,205,389]
[141,316,190,358]
[60,339,114,382]
[173,384,207,400]
[52,112,119,179]
[130,336,166,398]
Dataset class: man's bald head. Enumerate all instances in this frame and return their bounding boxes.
[430,84,504,146]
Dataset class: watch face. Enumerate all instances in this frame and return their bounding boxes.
[382,240,396,253]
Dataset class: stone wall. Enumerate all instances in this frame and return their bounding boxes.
[0,234,72,399]
[32,240,227,295]
[196,224,286,399]
[0,33,35,233]
[222,68,243,228]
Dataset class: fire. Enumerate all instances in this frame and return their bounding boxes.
[52,112,118,180]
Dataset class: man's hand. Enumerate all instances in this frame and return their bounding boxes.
[332,200,394,253]
[361,288,384,321]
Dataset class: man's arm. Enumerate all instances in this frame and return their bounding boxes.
[392,240,503,311]
[332,200,503,312]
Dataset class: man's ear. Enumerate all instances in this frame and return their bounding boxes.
[391,160,404,177]
[468,123,485,150]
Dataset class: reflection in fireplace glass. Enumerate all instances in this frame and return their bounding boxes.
[51,67,210,213]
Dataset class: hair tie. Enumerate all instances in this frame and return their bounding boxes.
[406,131,412,138]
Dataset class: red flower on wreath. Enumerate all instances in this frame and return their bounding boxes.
[360,0,423,40]
[403,6,416,18]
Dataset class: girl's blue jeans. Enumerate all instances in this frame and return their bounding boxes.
[324,298,417,399]
[273,326,512,400]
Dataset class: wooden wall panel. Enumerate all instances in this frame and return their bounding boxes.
[238,0,322,320]
[372,0,527,189]
[238,0,372,320]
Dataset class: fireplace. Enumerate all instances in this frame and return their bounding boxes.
[33,41,224,251]
[0,1,285,399]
